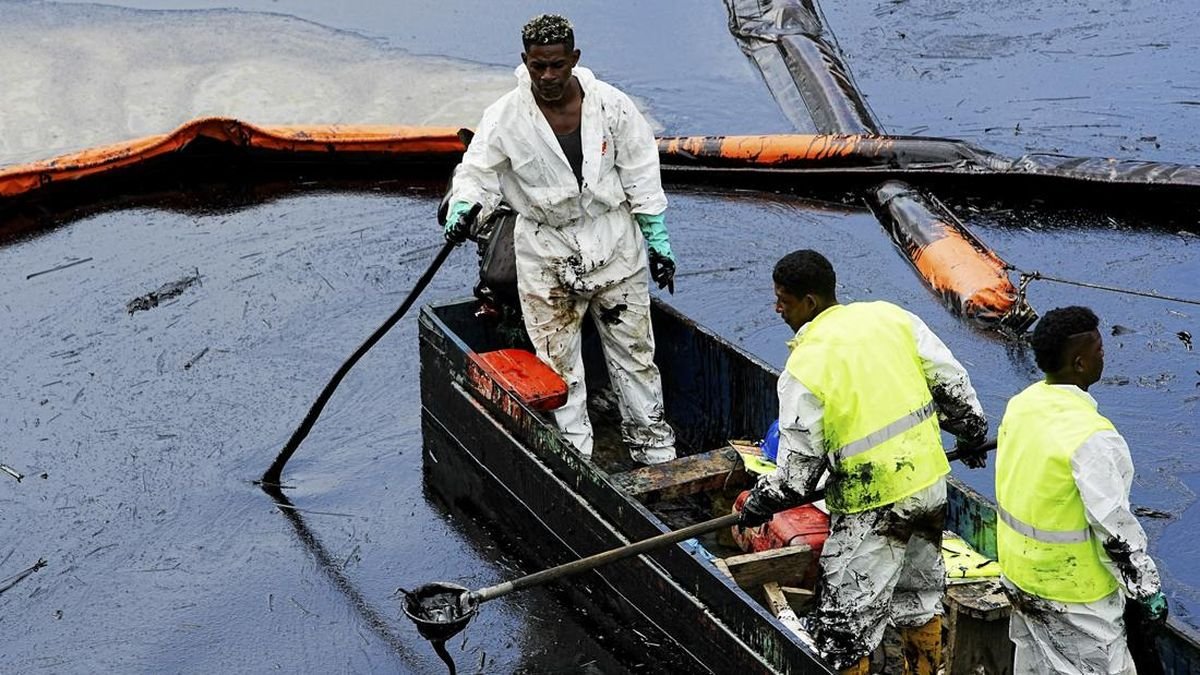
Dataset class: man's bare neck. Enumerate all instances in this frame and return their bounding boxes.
[535,77,582,134]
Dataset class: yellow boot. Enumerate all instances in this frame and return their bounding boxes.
[899,616,942,675]
[839,655,870,675]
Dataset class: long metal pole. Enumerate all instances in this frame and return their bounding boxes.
[474,440,996,604]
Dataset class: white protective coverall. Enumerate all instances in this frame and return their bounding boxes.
[1002,386,1162,675]
[450,64,676,464]
[756,309,987,668]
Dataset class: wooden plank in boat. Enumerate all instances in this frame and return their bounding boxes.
[945,579,1009,622]
[944,580,1013,674]
[716,546,813,590]
[765,582,815,615]
[780,585,815,614]
[608,445,751,503]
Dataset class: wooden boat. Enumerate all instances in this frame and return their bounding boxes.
[418,296,1200,674]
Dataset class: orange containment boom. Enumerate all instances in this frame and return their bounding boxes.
[658,133,1001,171]
[868,182,1036,331]
[659,135,1037,331]
[0,116,467,200]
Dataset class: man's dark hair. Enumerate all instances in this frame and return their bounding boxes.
[521,14,575,51]
[773,250,836,299]
[1029,306,1100,373]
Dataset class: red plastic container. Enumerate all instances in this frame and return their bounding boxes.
[732,490,830,584]
[468,349,568,411]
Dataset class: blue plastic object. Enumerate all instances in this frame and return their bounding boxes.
[762,419,780,462]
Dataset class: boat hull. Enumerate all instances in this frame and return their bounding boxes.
[420,296,1200,673]
[419,299,833,674]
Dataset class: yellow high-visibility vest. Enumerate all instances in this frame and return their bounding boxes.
[995,381,1119,603]
[785,302,947,513]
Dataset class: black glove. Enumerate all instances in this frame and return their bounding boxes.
[737,489,775,529]
[1124,590,1169,672]
[955,435,989,469]
[648,249,675,294]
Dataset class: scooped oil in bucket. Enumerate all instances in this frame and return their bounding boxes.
[401,582,480,674]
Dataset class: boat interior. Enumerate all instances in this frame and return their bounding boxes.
[436,294,1031,672]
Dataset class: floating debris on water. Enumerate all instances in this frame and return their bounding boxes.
[1134,506,1174,520]
[0,463,24,481]
[126,269,202,314]
[0,558,47,596]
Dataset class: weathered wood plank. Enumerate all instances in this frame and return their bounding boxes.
[944,579,1014,675]
[780,585,815,614]
[608,445,751,503]
[714,558,732,578]
[946,579,1010,622]
[763,582,790,617]
[719,546,813,590]
[763,582,811,643]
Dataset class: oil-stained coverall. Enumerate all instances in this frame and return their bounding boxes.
[753,302,987,671]
[449,64,676,464]
[997,384,1162,675]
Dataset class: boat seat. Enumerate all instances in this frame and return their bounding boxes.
[607,445,752,503]
[713,546,814,593]
[943,578,1014,675]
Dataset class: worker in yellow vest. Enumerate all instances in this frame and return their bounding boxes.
[738,250,989,675]
[996,306,1167,674]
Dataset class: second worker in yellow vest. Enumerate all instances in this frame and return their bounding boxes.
[738,250,989,674]
[996,306,1166,675]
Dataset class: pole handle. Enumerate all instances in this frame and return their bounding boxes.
[474,512,745,603]
[473,438,997,604]
[260,206,481,485]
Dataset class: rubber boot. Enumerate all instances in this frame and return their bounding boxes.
[839,655,870,675]
[900,616,942,675]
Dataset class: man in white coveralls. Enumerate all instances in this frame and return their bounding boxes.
[739,249,989,674]
[995,305,1167,674]
[443,14,678,464]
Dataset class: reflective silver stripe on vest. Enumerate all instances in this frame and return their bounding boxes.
[997,505,1091,544]
[834,400,937,461]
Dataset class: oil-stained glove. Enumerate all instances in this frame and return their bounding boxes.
[737,489,775,530]
[635,212,676,293]
[1137,591,1169,627]
[444,201,479,245]
[955,435,989,469]
[648,250,676,294]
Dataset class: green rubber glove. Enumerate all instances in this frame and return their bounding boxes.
[444,200,477,245]
[1138,591,1169,626]
[634,212,676,293]
[634,212,674,262]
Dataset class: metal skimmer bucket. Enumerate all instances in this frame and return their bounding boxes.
[401,581,481,642]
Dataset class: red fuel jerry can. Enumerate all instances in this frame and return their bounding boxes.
[468,349,568,411]
[732,490,830,584]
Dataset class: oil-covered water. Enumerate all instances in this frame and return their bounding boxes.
[2,2,1197,672]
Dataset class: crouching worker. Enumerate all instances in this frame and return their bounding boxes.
[738,250,988,674]
[996,306,1166,674]
[442,14,677,464]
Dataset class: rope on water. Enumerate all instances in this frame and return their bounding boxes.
[1015,270,1200,307]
